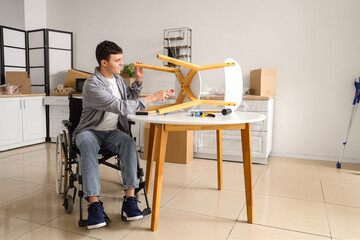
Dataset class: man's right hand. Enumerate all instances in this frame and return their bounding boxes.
[144,90,172,104]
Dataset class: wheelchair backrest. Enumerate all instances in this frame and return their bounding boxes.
[68,94,83,133]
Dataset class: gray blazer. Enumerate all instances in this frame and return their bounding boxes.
[72,67,146,140]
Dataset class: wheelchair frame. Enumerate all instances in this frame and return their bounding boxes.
[55,94,151,227]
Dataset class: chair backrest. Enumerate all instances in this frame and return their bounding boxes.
[68,94,83,133]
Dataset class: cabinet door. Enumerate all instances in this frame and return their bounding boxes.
[193,129,267,162]
[0,98,23,146]
[22,97,46,141]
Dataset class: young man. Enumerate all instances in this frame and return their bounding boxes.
[73,40,171,229]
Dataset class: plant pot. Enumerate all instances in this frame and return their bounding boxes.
[120,73,136,86]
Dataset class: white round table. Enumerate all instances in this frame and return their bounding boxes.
[128,111,266,231]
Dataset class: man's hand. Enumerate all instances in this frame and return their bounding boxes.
[144,90,172,104]
[134,62,144,82]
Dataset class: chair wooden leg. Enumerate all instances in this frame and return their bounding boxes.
[216,129,223,190]
[241,123,253,223]
[151,124,168,231]
[145,123,157,194]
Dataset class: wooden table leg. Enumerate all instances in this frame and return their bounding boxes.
[151,124,168,231]
[216,129,223,190]
[241,123,253,223]
[145,123,157,194]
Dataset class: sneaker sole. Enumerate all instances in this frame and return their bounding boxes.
[122,212,144,221]
[87,222,106,229]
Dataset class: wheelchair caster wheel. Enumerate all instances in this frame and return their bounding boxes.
[64,195,74,214]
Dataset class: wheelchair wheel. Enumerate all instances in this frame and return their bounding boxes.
[55,134,65,195]
[115,157,123,185]
[64,194,74,214]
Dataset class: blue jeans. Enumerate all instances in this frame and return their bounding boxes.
[75,129,139,198]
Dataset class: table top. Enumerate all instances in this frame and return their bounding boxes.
[128,111,266,125]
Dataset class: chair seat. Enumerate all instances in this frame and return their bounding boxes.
[98,149,117,157]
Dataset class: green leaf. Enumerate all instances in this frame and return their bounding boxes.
[121,63,135,78]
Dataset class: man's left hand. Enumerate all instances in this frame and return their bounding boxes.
[134,62,144,82]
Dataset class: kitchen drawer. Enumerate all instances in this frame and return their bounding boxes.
[50,105,69,119]
[194,130,267,159]
[238,99,273,112]
[248,112,268,131]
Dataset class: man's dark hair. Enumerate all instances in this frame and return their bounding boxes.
[95,40,123,66]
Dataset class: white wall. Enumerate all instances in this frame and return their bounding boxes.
[24,0,46,30]
[45,0,360,162]
[0,0,25,29]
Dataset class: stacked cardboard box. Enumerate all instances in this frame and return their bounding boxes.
[5,71,31,94]
[250,68,276,96]
[143,123,193,164]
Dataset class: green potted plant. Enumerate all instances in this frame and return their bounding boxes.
[121,63,135,78]
[120,63,136,85]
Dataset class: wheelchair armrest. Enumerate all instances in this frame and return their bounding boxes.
[128,120,136,125]
[62,120,72,127]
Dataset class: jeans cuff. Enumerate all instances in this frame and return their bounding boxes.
[84,192,101,198]
[123,184,139,190]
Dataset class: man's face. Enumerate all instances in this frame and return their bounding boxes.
[102,53,123,75]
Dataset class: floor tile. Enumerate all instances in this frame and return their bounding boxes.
[158,161,205,184]
[262,156,320,180]
[317,160,360,173]
[46,199,146,240]
[16,225,96,240]
[189,158,264,175]
[0,156,22,165]
[3,143,360,239]
[319,169,360,186]
[254,175,324,202]
[0,187,66,224]
[23,147,56,166]
[9,165,57,187]
[163,185,246,220]
[0,179,45,206]
[238,194,330,236]
[0,159,44,179]
[123,208,234,240]
[140,180,186,207]
[0,214,40,240]
[326,203,360,239]
[0,149,24,160]
[228,221,331,239]
[190,168,259,192]
[322,183,360,207]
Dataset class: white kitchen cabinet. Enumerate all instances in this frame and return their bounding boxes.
[44,96,70,142]
[0,96,46,151]
[193,96,274,164]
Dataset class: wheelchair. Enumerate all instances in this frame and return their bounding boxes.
[55,94,151,227]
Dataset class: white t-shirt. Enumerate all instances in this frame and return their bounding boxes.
[93,76,121,131]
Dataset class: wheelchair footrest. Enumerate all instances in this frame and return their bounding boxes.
[78,219,87,228]
[142,207,151,216]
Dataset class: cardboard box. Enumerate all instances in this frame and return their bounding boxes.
[250,68,276,96]
[64,69,91,89]
[143,123,193,164]
[5,71,31,94]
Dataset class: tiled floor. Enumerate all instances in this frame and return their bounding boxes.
[1,143,360,239]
